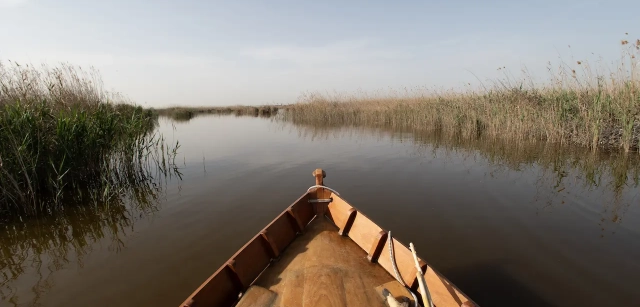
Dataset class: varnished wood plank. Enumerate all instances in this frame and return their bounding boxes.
[290,193,314,228]
[326,194,351,227]
[286,208,303,233]
[225,260,245,292]
[366,231,388,263]
[378,237,426,290]
[264,213,297,255]
[302,265,348,307]
[344,268,389,307]
[232,236,272,288]
[339,208,357,236]
[421,266,476,307]
[313,198,329,215]
[181,265,239,307]
[253,218,393,307]
[346,207,384,253]
[261,231,279,258]
[326,196,357,236]
[236,286,277,307]
[277,262,305,306]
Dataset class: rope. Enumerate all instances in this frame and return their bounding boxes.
[388,231,421,307]
[306,185,340,196]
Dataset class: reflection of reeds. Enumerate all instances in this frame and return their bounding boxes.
[283,38,640,152]
[156,105,283,121]
[0,61,179,217]
[290,122,639,225]
[0,165,174,306]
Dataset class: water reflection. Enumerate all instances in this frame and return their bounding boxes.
[0,160,179,306]
[158,106,280,123]
[288,122,640,229]
[2,115,639,307]
[416,130,639,224]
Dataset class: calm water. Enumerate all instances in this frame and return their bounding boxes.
[2,115,640,307]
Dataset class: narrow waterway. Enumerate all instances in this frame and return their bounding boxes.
[2,115,639,307]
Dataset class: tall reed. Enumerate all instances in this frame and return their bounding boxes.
[0,61,177,218]
[283,39,640,152]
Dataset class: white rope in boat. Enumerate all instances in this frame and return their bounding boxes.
[388,231,421,307]
[306,185,340,196]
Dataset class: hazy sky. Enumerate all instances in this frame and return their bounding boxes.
[1,0,638,107]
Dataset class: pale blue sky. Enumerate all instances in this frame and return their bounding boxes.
[1,0,638,107]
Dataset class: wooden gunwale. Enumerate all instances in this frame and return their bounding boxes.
[180,170,476,307]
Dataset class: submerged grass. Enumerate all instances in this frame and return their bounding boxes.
[283,39,640,152]
[156,105,283,121]
[0,61,179,218]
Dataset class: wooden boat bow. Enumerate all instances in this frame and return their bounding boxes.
[180,169,478,307]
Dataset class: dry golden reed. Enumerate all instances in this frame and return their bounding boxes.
[283,39,640,152]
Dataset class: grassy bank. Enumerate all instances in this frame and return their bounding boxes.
[0,61,176,218]
[157,105,283,121]
[283,39,640,152]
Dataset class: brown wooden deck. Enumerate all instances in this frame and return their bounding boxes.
[180,169,476,307]
[246,216,405,307]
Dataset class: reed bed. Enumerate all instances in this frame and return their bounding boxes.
[157,105,283,121]
[0,61,178,218]
[283,39,640,152]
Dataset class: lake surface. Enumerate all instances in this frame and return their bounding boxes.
[2,115,640,307]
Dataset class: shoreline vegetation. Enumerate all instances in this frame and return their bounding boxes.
[282,39,640,153]
[0,61,179,219]
[156,105,285,121]
[2,38,638,217]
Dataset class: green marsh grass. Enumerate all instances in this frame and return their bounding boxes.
[0,61,179,219]
[283,39,640,152]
